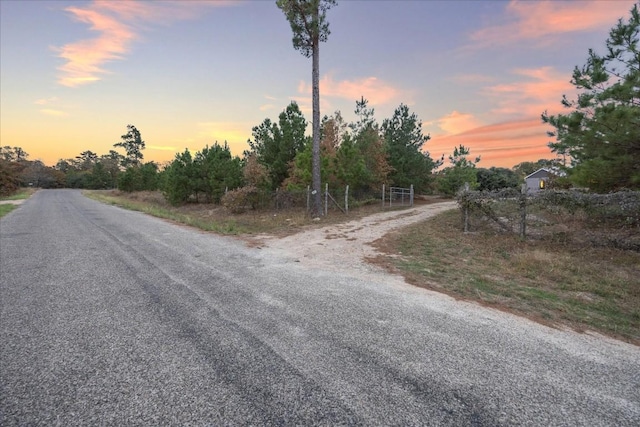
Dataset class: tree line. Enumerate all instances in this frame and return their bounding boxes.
[0,99,556,202]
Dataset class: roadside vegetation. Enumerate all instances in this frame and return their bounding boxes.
[83,189,398,237]
[372,209,640,344]
[0,188,36,201]
[0,204,16,218]
[0,188,36,218]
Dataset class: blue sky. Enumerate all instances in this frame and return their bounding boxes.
[1,0,636,168]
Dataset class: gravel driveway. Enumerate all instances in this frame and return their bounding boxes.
[250,201,457,282]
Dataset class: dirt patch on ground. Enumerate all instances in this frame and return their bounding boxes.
[248,201,457,282]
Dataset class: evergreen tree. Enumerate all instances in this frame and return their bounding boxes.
[476,167,519,191]
[162,149,196,205]
[114,124,145,167]
[437,145,481,196]
[277,0,336,216]
[246,102,309,190]
[382,104,437,192]
[194,142,243,203]
[542,4,640,192]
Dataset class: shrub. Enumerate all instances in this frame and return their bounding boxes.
[221,186,260,214]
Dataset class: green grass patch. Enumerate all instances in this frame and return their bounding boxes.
[0,204,17,218]
[374,209,640,344]
[0,188,36,201]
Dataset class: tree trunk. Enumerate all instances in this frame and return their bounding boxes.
[311,36,322,217]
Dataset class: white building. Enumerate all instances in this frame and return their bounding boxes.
[524,168,550,193]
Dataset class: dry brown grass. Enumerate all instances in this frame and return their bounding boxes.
[371,209,640,344]
[84,189,437,237]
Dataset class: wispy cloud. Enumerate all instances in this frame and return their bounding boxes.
[298,74,403,106]
[55,1,234,88]
[450,74,495,85]
[482,66,575,118]
[429,119,555,168]
[147,145,179,152]
[40,109,68,117]
[435,111,484,135]
[259,104,277,111]
[469,0,635,48]
[428,66,575,166]
[34,97,59,105]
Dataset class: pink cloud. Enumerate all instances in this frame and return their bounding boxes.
[429,119,556,168]
[436,111,484,135]
[482,66,576,118]
[55,1,234,87]
[56,6,135,87]
[428,66,577,166]
[298,74,402,106]
[469,0,635,47]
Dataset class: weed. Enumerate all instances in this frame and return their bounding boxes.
[373,209,640,344]
[0,188,36,201]
[0,204,16,218]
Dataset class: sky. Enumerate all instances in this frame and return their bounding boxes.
[1,0,637,169]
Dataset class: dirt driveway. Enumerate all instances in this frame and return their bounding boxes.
[250,201,457,282]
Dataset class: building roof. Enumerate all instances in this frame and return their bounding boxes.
[525,168,550,180]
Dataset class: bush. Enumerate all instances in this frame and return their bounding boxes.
[117,167,140,192]
[221,186,260,214]
[437,166,478,196]
[0,160,22,196]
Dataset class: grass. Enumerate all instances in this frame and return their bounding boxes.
[85,190,249,234]
[83,189,400,237]
[0,188,36,201]
[0,204,17,218]
[371,209,640,344]
[0,188,37,218]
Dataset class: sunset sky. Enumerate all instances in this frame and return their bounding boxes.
[1,0,636,169]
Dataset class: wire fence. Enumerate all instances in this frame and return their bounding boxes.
[222,184,415,215]
[457,184,640,251]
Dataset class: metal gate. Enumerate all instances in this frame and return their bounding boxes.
[382,184,413,207]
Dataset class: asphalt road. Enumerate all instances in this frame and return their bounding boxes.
[1,189,638,426]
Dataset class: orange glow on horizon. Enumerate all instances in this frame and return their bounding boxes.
[428,119,556,169]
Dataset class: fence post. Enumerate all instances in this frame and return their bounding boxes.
[463,182,470,232]
[325,183,328,216]
[345,185,349,214]
[306,185,310,212]
[382,184,385,207]
[410,184,414,207]
[520,183,527,239]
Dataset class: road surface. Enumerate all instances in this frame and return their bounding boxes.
[1,190,638,425]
